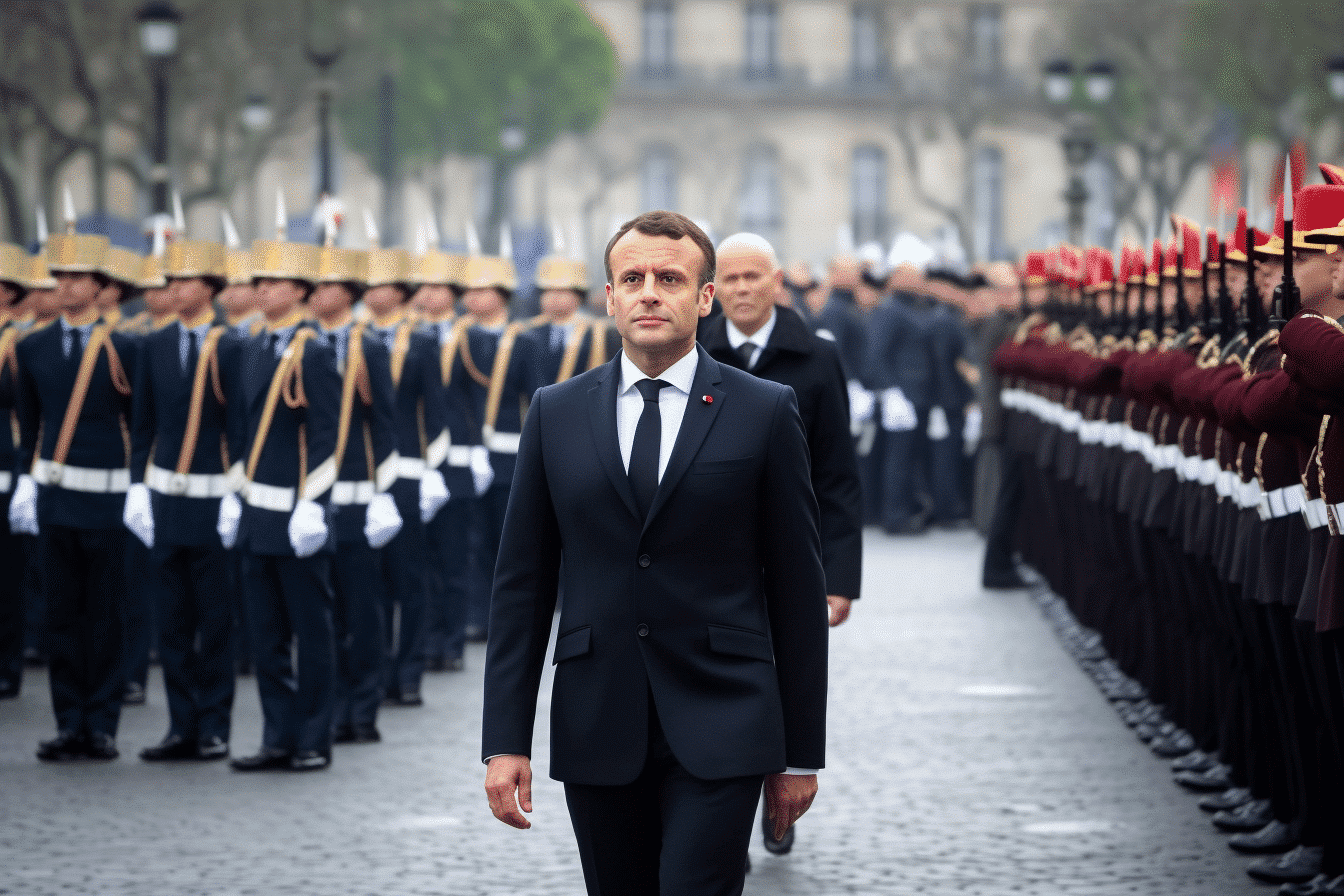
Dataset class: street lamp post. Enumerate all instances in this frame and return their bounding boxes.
[305,4,344,244]
[138,1,181,237]
[240,94,272,241]
[1042,59,1115,247]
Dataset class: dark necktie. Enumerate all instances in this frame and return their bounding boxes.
[266,332,280,358]
[629,378,670,519]
[184,329,199,376]
[737,340,757,369]
[68,326,83,359]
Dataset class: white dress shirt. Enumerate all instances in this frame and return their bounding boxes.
[616,347,698,482]
[724,307,777,370]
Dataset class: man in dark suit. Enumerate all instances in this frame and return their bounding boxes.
[482,211,828,896]
[703,232,861,857]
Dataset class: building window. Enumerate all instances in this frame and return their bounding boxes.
[851,145,887,246]
[643,0,675,80]
[851,3,885,82]
[971,144,1003,261]
[641,145,679,212]
[744,1,778,81]
[968,3,1002,80]
[739,144,781,245]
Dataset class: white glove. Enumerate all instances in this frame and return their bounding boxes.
[419,468,449,523]
[123,482,155,549]
[470,445,495,497]
[880,388,918,432]
[364,492,403,549]
[8,473,37,535]
[847,381,875,430]
[288,499,329,558]
[927,406,951,441]
[963,404,982,448]
[217,492,242,549]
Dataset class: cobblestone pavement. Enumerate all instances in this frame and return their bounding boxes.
[1,529,1269,895]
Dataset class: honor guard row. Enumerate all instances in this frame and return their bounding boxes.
[989,160,1344,894]
[0,197,618,772]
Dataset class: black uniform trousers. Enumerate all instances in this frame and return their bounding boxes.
[121,537,158,693]
[241,552,336,756]
[879,410,930,531]
[929,409,968,524]
[563,697,764,896]
[0,493,24,693]
[467,482,510,636]
[22,534,44,661]
[40,524,126,738]
[425,494,471,663]
[153,544,235,743]
[330,540,387,729]
[381,481,430,698]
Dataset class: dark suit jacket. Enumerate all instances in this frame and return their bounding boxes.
[481,344,828,786]
[702,308,863,601]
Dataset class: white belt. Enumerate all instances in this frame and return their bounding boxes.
[484,430,521,454]
[1259,484,1304,521]
[1214,469,1235,499]
[32,459,129,494]
[0,470,10,493]
[331,480,375,506]
[242,481,295,513]
[447,445,472,467]
[1303,497,1330,530]
[1196,458,1218,487]
[146,464,239,499]
[396,457,426,480]
[1236,478,1262,510]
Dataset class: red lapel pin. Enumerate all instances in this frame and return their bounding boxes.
[702,395,713,404]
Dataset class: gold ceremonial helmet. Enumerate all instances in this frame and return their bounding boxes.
[46,232,109,273]
[0,243,28,286]
[534,255,588,292]
[461,255,518,292]
[22,254,55,290]
[318,247,368,284]
[101,246,145,287]
[366,247,412,288]
[165,240,227,279]
[412,249,467,287]
[137,252,167,290]
[225,249,252,286]
[251,239,320,284]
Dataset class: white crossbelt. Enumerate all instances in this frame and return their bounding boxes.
[32,458,130,494]
[331,480,375,506]
[483,429,521,454]
[146,464,240,499]
[396,457,425,480]
[242,481,295,513]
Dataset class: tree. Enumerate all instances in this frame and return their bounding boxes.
[0,0,319,246]
[337,0,616,252]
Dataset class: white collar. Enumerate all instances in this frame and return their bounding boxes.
[619,345,699,396]
[725,307,777,351]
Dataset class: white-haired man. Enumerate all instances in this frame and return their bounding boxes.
[702,232,863,856]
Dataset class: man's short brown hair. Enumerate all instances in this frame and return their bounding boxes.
[603,210,716,289]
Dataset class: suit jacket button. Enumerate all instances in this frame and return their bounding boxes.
[638,554,651,568]
[637,624,649,637]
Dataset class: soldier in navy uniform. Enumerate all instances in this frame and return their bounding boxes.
[309,245,401,742]
[0,243,30,699]
[413,248,479,673]
[12,230,138,761]
[518,255,618,397]
[453,255,534,643]
[127,238,245,761]
[362,246,449,706]
[226,236,343,772]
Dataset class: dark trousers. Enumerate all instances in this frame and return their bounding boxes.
[122,538,158,691]
[241,552,336,755]
[22,533,45,660]
[563,704,763,896]
[425,496,471,662]
[381,511,429,697]
[880,420,928,531]
[228,550,253,674]
[467,483,510,635]
[331,541,387,728]
[153,544,235,743]
[982,446,1024,578]
[40,524,125,737]
[0,494,24,691]
[929,409,967,523]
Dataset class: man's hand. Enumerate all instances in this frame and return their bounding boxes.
[827,595,852,627]
[484,754,533,829]
[763,772,818,841]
